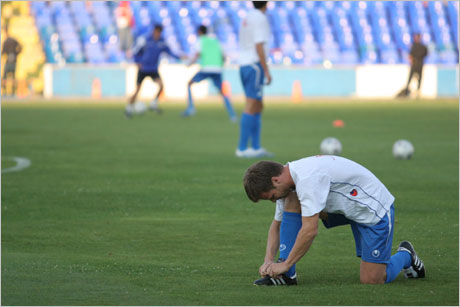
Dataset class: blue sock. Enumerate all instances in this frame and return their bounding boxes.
[238,113,255,151]
[279,211,302,278]
[223,95,236,119]
[187,86,194,110]
[385,251,412,283]
[251,112,261,150]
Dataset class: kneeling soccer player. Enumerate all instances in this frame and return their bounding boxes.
[243,155,425,285]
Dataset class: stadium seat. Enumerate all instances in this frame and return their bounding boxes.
[23,1,459,65]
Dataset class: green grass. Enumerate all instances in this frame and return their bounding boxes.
[2,99,458,306]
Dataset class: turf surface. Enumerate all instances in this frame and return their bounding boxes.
[1,99,458,305]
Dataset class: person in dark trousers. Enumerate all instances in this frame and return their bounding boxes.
[404,33,428,97]
[1,27,22,96]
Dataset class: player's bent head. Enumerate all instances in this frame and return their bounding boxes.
[252,1,268,9]
[198,25,207,35]
[243,161,283,202]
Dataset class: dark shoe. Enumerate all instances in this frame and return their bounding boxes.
[254,258,297,286]
[254,273,297,286]
[398,241,425,278]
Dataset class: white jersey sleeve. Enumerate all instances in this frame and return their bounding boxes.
[274,198,285,221]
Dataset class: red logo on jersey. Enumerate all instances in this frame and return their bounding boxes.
[350,189,358,196]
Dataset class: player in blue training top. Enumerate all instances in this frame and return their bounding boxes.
[125,25,181,118]
[243,156,426,286]
[236,1,273,158]
[183,25,237,122]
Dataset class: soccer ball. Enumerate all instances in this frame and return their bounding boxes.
[320,137,342,155]
[134,101,147,114]
[392,140,414,159]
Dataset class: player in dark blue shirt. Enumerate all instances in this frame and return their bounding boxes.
[125,25,181,117]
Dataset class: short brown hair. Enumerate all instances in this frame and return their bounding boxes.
[243,161,284,202]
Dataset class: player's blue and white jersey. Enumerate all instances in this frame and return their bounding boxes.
[275,156,395,226]
[238,9,270,66]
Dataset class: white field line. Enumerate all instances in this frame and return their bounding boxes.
[2,157,31,174]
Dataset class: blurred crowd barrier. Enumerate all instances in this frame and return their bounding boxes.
[42,63,458,100]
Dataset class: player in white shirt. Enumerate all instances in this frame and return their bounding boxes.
[243,155,425,286]
[236,1,273,159]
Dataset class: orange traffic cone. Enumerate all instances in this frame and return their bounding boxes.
[91,78,102,99]
[222,80,232,97]
[291,80,302,103]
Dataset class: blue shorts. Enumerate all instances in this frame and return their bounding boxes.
[191,72,222,90]
[322,204,394,264]
[239,62,264,101]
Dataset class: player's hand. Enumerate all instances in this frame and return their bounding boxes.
[137,63,143,70]
[267,262,289,278]
[259,261,273,276]
[264,71,272,85]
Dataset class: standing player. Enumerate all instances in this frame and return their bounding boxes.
[125,25,181,118]
[1,27,22,97]
[243,156,425,285]
[236,1,273,158]
[183,25,237,122]
[404,33,428,97]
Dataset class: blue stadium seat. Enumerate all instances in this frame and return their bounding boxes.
[29,1,458,65]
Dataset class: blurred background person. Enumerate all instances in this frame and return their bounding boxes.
[236,1,273,159]
[125,24,181,118]
[184,25,237,122]
[1,26,22,97]
[404,33,428,97]
[115,1,134,61]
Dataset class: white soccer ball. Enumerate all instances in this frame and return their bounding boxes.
[392,139,414,159]
[134,101,147,114]
[320,137,342,155]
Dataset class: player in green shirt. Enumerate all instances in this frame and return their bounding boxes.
[184,25,237,122]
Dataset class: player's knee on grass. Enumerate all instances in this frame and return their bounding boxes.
[284,192,301,214]
[360,261,386,284]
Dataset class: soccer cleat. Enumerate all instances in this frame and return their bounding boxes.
[149,105,163,114]
[254,273,297,286]
[397,241,425,278]
[125,105,134,118]
[252,148,274,158]
[124,109,133,118]
[181,108,196,117]
[235,148,256,158]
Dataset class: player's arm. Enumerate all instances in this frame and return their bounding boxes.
[259,219,281,276]
[164,46,181,61]
[268,214,319,277]
[187,52,200,66]
[255,42,271,85]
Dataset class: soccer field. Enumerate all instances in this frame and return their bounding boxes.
[1,99,458,306]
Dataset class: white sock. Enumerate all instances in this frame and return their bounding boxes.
[150,99,158,108]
